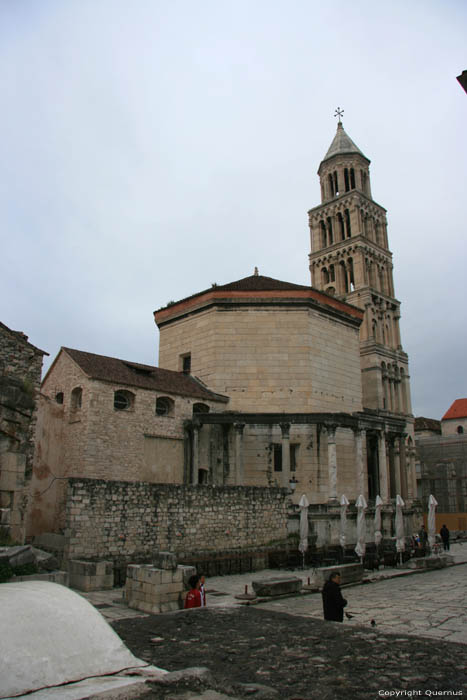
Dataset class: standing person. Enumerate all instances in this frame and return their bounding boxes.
[419,525,428,550]
[184,575,202,609]
[199,574,207,607]
[440,524,450,551]
[322,571,347,622]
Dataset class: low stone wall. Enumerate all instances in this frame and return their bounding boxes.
[64,479,289,567]
[68,559,113,591]
[308,562,363,588]
[125,563,195,614]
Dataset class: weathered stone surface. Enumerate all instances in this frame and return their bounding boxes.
[251,576,302,597]
[30,547,59,571]
[310,562,363,587]
[0,545,36,568]
[113,606,467,699]
[150,666,213,686]
[406,556,448,570]
[153,551,177,570]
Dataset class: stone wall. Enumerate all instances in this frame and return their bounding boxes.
[0,324,45,541]
[64,478,289,564]
[158,305,363,414]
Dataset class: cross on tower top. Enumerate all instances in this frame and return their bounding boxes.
[334,107,344,123]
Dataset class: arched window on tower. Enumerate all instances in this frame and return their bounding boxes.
[333,171,339,196]
[344,168,350,192]
[321,267,329,286]
[345,209,351,238]
[339,260,348,293]
[327,217,333,245]
[381,362,388,409]
[329,264,335,282]
[348,258,355,291]
[337,212,345,241]
[328,173,334,198]
[320,220,326,248]
[350,168,355,189]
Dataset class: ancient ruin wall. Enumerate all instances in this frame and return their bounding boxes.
[64,478,288,562]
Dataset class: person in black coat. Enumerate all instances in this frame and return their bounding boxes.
[440,524,450,551]
[322,571,347,622]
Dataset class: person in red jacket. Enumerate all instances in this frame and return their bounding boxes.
[184,575,202,609]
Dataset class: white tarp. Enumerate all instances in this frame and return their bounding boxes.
[0,581,150,698]
[374,495,383,546]
[354,494,368,558]
[395,494,406,553]
[339,494,350,549]
[428,494,438,551]
[298,493,310,555]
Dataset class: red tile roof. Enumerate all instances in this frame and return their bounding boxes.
[60,348,228,402]
[442,398,467,421]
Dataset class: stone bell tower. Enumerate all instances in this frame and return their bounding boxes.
[308,116,413,422]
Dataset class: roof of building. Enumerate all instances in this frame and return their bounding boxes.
[56,347,228,402]
[155,273,364,327]
[442,398,467,421]
[414,416,441,433]
[0,321,48,355]
[159,274,312,310]
[322,121,369,163]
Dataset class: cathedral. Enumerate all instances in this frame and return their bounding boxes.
[153,117,418,539]
[29,119,419,549]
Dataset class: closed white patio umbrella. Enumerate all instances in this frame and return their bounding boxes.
[428,494,438,554]
[395,494,405,565]
[298,493,310,568]
[374,495,383,547]
[354,494,368,561]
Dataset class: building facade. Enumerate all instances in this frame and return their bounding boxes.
[26,348,228,537]
[416,400,467,531]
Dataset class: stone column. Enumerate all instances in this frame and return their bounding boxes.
[400,438,408,500]
[394,314,402,348]
[354,428,366,497]
[393,438,401,496]
[280,423,291,489]
[327,426,338,502]
[378,431,390,503]
[234,423,245,486]
[192,426,200,485]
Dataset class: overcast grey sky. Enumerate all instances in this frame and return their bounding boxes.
[1,0,466,420]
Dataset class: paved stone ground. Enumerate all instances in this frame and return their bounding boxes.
[113,605,467,699]
[78,545,467,698]
[259,563,467,644]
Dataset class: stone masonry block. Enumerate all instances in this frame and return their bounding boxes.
[161,570,174,584]
[153,551,177,570]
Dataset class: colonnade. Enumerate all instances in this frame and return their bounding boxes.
[189,416,416,505]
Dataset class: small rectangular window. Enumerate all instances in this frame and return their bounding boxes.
[181,354,191,374]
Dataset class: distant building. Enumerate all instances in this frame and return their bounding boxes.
[415,399,467,531]
[0,322,47,541]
